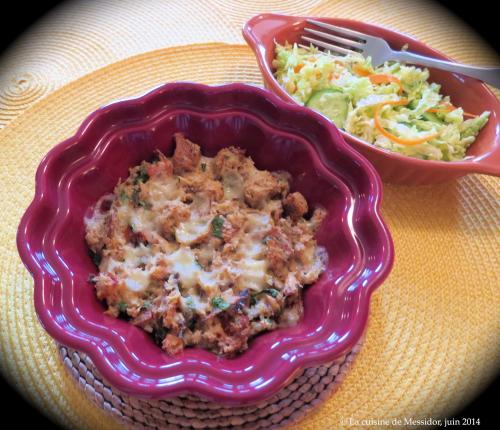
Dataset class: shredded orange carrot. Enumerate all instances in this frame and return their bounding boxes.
[426,103,477,118]
[426,108,453,113]
[369,74,400,85]
[328,72,340,80]
[353,65,403,93]
[294,63,304,73]
[353,64,372,76]
[426,102,454,114]
[369,74,403,93]
[374,99,439,146]
[462,112,477,118]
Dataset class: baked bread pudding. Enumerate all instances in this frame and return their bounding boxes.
[85,133,327,356]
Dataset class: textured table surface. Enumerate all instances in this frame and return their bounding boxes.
[0,1,499,429]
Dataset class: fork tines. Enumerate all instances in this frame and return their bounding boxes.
[302,19,367,56]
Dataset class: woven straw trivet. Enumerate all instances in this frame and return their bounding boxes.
[59,340,362,430]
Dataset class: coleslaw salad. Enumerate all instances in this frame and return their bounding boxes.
[273,42,490,161]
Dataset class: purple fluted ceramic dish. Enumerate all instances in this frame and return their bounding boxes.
[17,82,393,404]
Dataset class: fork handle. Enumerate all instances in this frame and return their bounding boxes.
[390,50,500,88]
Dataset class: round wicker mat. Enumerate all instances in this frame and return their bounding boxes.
[59,340,362,430]
[0,2,499,430]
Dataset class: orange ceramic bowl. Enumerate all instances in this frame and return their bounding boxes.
[243,13,500,185]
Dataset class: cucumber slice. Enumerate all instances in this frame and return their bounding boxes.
[306,89,350,128]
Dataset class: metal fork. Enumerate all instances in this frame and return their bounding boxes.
[302,19,500,88]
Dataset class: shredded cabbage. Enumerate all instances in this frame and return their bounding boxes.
[273,42,490,161]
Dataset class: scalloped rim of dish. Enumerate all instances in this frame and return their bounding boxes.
[17,82,393,403]
[243,13,500,177]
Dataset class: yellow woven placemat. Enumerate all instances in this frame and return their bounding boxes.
[1,40,499,430]
[0,1,499,429]
[1,0,499,128]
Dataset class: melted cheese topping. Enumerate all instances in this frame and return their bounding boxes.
[125,269,150,292]
[146,176,181,203]
[222,171,244,200]
[236,259,268,291]
[175,217,211,245]
[85,138,327,356]
[165,247,201,289]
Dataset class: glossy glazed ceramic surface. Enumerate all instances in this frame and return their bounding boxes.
[17,83,393,403]
[243,14,500,184]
